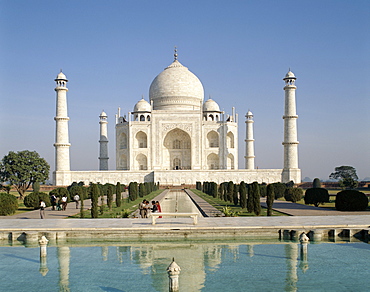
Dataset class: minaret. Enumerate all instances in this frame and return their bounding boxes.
[54,71,71,172]
[282,70,301,183]
[245,110,255,169]
[99,111,109,170]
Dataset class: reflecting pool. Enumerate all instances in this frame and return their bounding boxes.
[0,239,369,291]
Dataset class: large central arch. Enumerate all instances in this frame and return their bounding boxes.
[163,128,191,170]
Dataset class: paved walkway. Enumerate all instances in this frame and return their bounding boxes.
[260,198,370,216]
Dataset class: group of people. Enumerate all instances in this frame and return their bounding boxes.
[38,194,80,219]
[139,200,161,218]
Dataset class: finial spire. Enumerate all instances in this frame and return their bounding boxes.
[174,46,178,61]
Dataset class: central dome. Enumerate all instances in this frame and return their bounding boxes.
[149,60,204,110]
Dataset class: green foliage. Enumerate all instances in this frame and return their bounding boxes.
[266,184,275,216]
[115,182,122,207]
[233,184,239,205]
[222,206,240,217]
[0,192,18,215]
[304,188,329,207]
[69,185,85,199]
[107,185,114,210]
[285,180,295,188]
[284,187,303,203]
[196,181,202,191]
[259,183,267,197]
[0,184,11,194]
[247,183,254,213]
[330,166,358,180]
[128,182,138,201]
[335,190,368,211]
[251,182,261,216]
[312,178,321,188]
[50,187,70,201]
[227,181,234,203]
[32,181,40,192]
[271,182,286,199]
[339,178,358,190]
[0,150,50,198]
[239,181,247,209]
[90,184,100,218]
[23,192,50,209]
[139,183,146,197]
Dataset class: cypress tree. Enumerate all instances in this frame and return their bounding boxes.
[266,184,275,216]
[252,182,261,216]
[107,185,113,210]
[233,184,239,205]
[90,184,99,218]
[211,182,218,198]
[312,178,321,188]
[116,182,122,207]
[247,183,254,213]
[139,183,145,197]
[227,181,234,203]
[239,181,247,209]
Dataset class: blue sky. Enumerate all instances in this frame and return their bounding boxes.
[1,0,369,181]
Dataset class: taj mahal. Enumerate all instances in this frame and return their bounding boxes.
[53,50,301,186]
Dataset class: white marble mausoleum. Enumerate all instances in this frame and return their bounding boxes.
[53,51,301,186]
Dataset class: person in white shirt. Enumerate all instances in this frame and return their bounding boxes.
[61,195,68,211]
[39,200,46,219]
[73,194,80,209]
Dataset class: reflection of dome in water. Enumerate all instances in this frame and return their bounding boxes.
[149,60,204,110]
[203,98,220,112]
[134,98,151,112]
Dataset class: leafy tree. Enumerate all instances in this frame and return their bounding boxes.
[330,166,358,189]
[116,182,122,207]
[335,190,368,211]
[90,183,99,218]
[312,178,321,188]
[304,188,329,207]
[32,181,40,192]
[50,187,70,201]
[266,184,275,216]
[0,150,50,199]
[0,184,11,194]
[239,181,247,209]
[0,193,18,216]
[284,187,303,203]
[271,182,286,199]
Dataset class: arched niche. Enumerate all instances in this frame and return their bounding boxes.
[163,128,191,170]
[227,132,234,148]
[207,131,219,148]
[227,153,234,170]
[136,153,147,170]
[119,133,127,149]
[135,131,147,148]
[119,154,128,170]
[207,153,219,170]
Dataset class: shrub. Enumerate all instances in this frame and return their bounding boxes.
[50,187,70,201]
[0,192,18,215]
[196,181,202,191]
[284,187,303,203]
[24,192,50,209]
[312,178,321,188]
[272,182,286,199]
[32,181,40,192]
[90,184,99,218]
[116,182,122,207]
[259,184,267,197]
[128,182,138,201]
[335,190,368,211]
[304,188,329,207]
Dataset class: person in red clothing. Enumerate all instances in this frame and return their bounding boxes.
[156,201,162,218]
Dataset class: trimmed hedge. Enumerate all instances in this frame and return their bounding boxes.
[23,192,51,209]
[335,190,368,211]
[0,192,18,215]
[304,188,329,207]
[284,187,303,203]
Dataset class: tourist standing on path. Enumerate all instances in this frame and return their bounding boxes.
[156,201,162,218]
[73,194,80,209]
[145,200,151,218]
[139,200,146,218]
[39,200,46,219]
[61,195,68,211]
[50,194,57,210]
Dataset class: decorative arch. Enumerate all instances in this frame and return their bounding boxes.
[135,131,147,148]
[227,153,234,169]
[163,128,191,170]
[119,154,128,170]
[227,132,234,148]
[119,133,127,149]
[207,153,219,170]
[136,153,147,170]
[207,131,219,148]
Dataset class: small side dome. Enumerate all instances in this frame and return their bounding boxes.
[284,70,296,79]
[203,98,220,112]
[134,98,151,112]
[55,71,67,80]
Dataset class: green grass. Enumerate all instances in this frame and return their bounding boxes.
[68,189,164,218]
[191,189,289,216]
